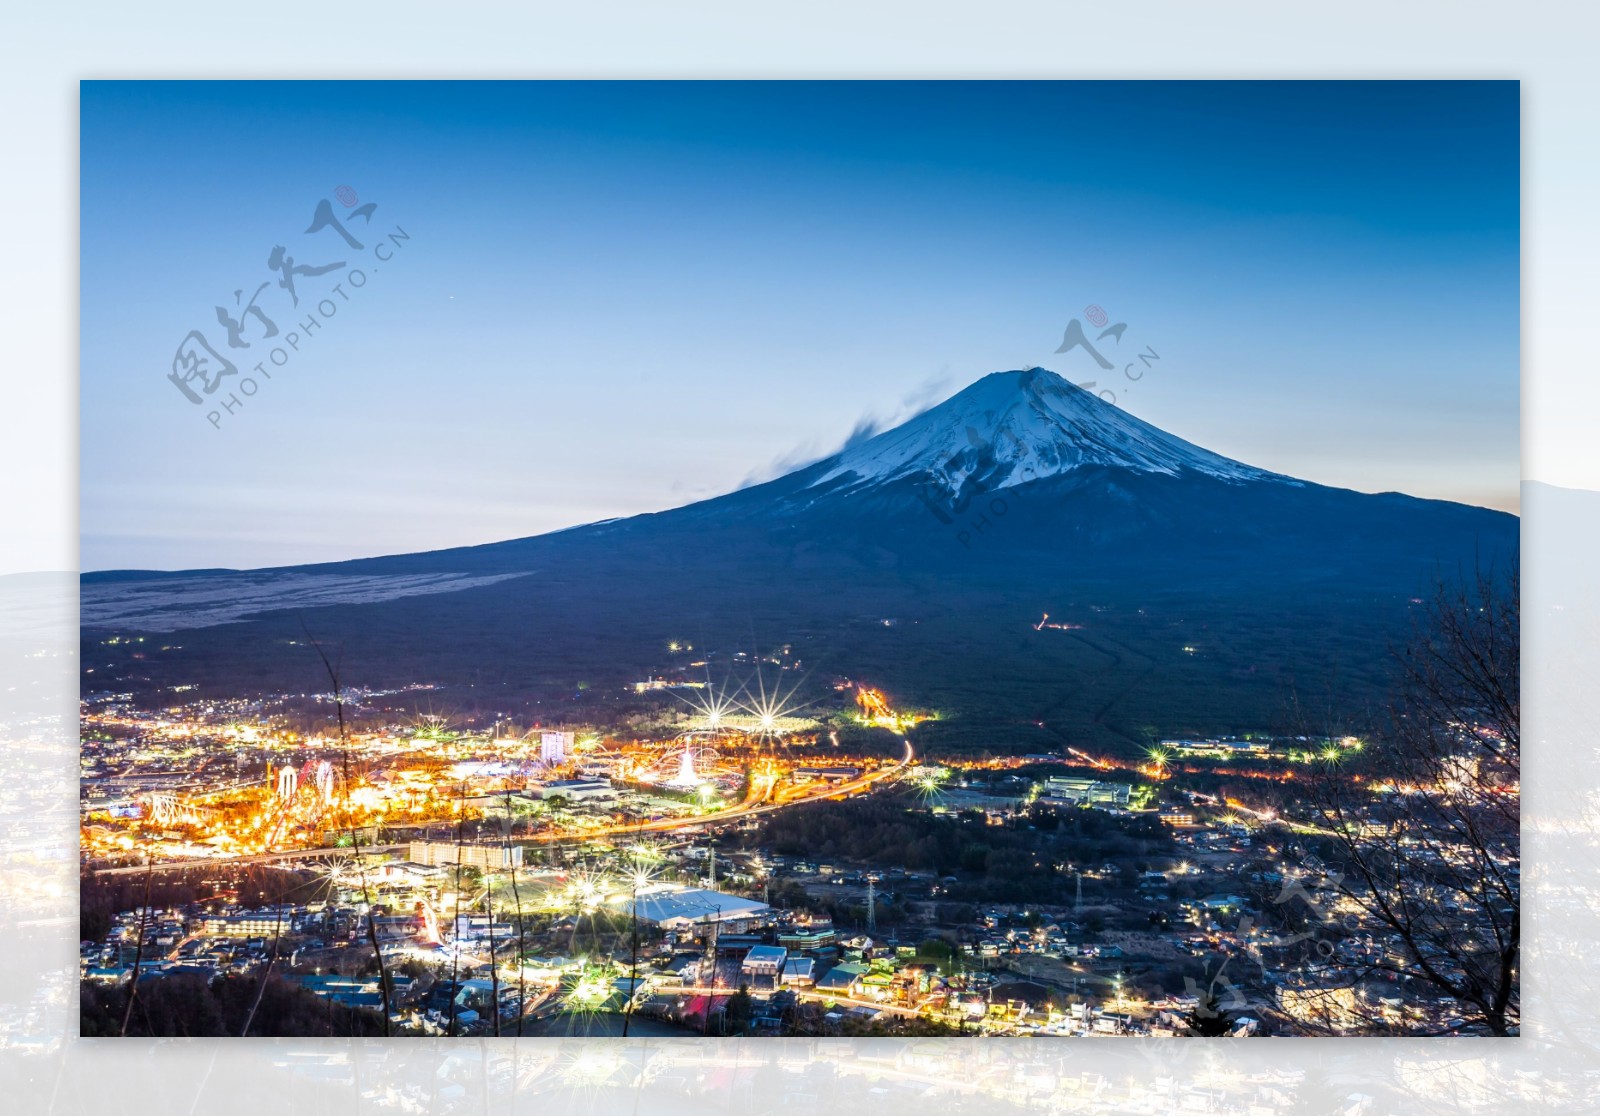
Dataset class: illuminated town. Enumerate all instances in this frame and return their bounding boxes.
[78,633,1517,1039]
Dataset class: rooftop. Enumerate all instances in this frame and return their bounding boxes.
[609,885,770,926]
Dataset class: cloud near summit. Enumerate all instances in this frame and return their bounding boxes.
[736,371,954,490]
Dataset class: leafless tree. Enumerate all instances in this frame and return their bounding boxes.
[302,622,394,1037]
[1302,562,1519,1036]
[118,853,155,1036]
[500,782,529,1036]
[240,866,288,1036]
[447,776,468,1036]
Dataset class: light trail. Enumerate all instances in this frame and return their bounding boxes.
[529,739,915,844]
[1187,790,1339,837]
[652,981,925,1019]
[89,843,407,877]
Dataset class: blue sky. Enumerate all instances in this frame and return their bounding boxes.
[81,80,1519,571]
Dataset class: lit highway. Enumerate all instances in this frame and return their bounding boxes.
[531,738,916,843]
[650,981,924,1019]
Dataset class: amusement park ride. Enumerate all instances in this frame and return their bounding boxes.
[665,741,718,789]
[131,757,342,843]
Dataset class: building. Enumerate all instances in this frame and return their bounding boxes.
[816,963,868,997]
[371,912,427,943]
[631,678,706,693]
[740,944,788,982]
[610,885,771,930]
[791,766,862,784]
[407,840,524,871]
[201,909,294,937]
[297,973,415,1010]
[1040,776,1132,806]
[372,860,448,888]
[778,927,837,951]
[781,957,816,986]
[540,731,574,766]
[527,778,615,802]
[1183,894,1249,918]
[938,789,1029,815]
[453,914,519,943]
[1162,738,1271,758]
[84,966,132,985]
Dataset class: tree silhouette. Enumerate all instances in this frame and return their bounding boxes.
[1305,562,1519,1035]
[1184,988,1236,1036]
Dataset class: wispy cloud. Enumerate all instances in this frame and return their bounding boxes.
[738,370,954,489]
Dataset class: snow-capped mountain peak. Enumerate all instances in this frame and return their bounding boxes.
[809,368,1291,494]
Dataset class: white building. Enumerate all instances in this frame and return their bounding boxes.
[741,944,789,980]
[408,840,524,870]
[610,885,771,929]
[528,777,614,802]
[540,731,574,766]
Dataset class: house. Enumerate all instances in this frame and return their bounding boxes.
[740,945,788,989]
[372,860,446,889]
[297,973,416,1010]
[781,958,816,987]
[989,980,1053,1016]
[1094,1011,1134,1034]
[526,778,616,802]
[453,978,517,1016]
[84,965,131,985]
[777,927,836,951]
[816,963,868,997]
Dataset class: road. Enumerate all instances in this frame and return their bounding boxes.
[651,981,925,1019]
[89,843,406,877]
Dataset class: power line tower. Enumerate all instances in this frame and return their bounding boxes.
[1075,870,1084,918]
[866,878,877,934]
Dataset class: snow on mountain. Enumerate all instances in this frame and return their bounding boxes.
[808,368,1296,495]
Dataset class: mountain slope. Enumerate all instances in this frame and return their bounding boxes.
[81,369,1517,754]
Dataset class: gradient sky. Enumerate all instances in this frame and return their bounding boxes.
[81,80,1519,572]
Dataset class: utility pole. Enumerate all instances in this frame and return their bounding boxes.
[702,908,722,1037]
[623,818,646,1039]
[866,878,877,935]
[623,870,640,1038]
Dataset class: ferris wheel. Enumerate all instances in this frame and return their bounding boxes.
[663,739,721,787]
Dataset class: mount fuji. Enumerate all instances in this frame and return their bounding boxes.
[809,368,1286,494]
[83,369,1517,753]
